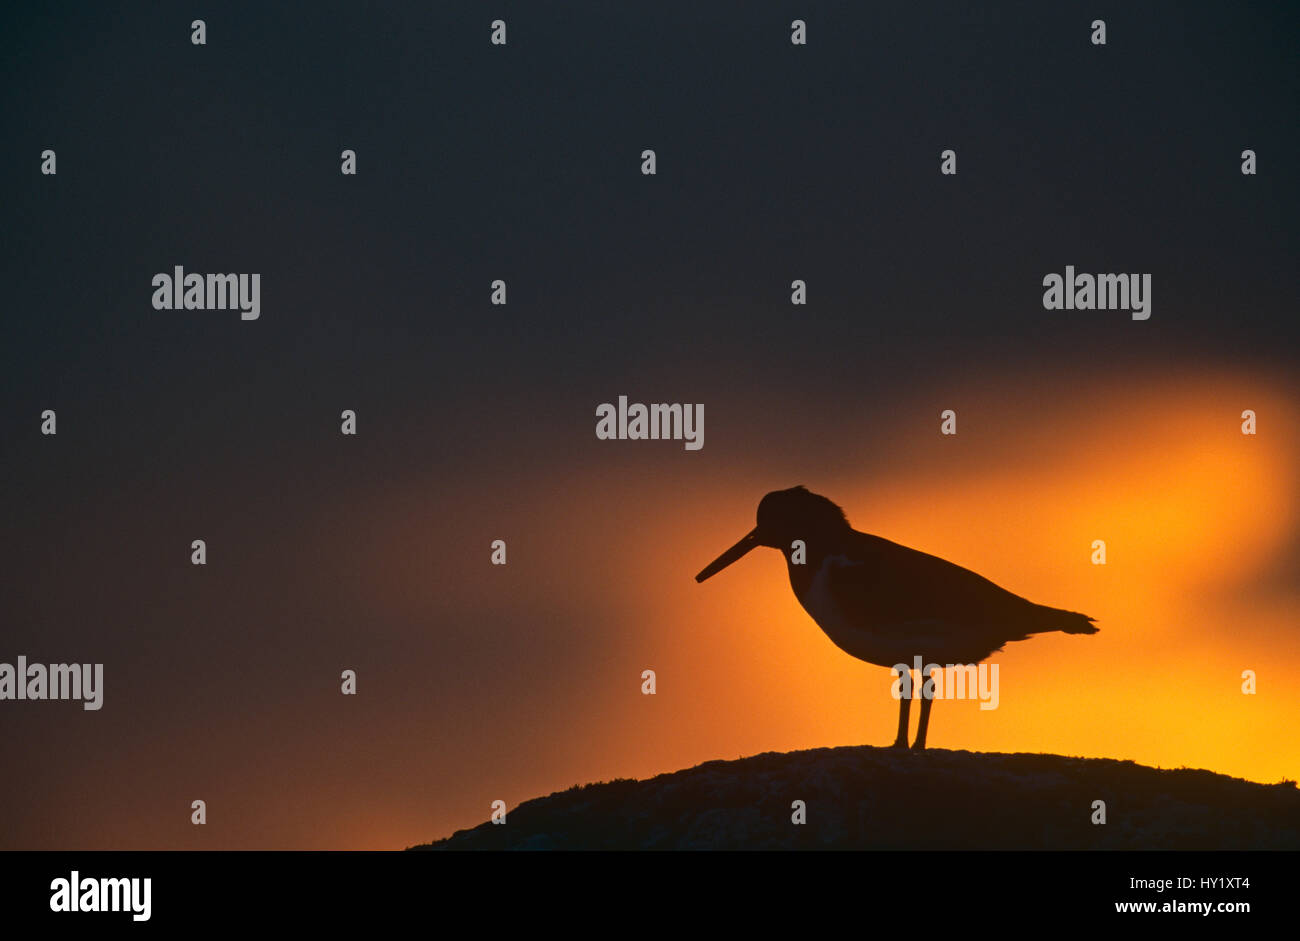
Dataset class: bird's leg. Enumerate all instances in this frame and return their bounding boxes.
[890,670,911,748]
[913,668,934,750]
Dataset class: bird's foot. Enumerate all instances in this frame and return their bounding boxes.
[911,740,927,751]
[889,737,909,749]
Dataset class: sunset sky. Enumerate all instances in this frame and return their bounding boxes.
[1,1,1296,849]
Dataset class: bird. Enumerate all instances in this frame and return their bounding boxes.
[694,486,1098,750]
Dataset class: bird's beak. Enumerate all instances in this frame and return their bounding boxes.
[695,528,760,582]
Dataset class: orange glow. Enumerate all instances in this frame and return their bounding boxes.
[311,368,1298,848]
[18,369,1295,850]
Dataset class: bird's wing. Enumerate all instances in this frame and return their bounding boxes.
[830,531,1095,640]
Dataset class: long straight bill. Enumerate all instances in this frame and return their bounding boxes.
[695,529,760,582]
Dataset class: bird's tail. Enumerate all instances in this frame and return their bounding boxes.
[1041,607,1099,635]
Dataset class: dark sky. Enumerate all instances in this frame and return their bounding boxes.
[1,1,1296,848]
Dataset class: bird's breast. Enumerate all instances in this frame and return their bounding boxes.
[795,556,889,665]
[795,554,904,667]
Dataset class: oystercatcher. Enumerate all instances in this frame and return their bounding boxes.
[695,486,1098,749]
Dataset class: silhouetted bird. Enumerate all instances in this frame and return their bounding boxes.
[695,486,1098,749]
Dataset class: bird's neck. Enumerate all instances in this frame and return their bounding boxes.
[784,532,849,597]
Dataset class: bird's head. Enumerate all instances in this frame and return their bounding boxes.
[695,486,850,582]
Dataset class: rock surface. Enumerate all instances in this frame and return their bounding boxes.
[409,747,1300,850]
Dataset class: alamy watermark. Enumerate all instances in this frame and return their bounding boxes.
[595,396,703,450]
[891,656,999,710]
[1042,266,1151,320]
[0,656,103,710]
[50,871,150,921]
[151,266,260,320]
